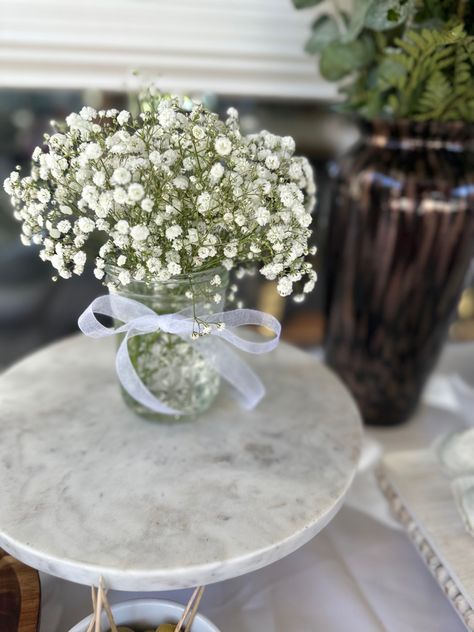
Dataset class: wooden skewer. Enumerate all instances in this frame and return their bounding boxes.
[174,586,205,632]
[95,583,103,632]
[100,578,118,632]
[184,586,205,632]
[86,586,97,632]
[86,579,205,632]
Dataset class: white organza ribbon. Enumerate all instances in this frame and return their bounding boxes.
[78,294,281,415]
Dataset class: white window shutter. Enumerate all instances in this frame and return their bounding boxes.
[0,0,338,100]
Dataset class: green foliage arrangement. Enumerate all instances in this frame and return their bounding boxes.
[293,0,474,121]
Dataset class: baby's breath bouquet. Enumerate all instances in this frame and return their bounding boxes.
[4,90,316,298]
[4,90,317,420]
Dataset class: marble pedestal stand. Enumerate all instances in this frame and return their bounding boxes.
[0,335,362,592]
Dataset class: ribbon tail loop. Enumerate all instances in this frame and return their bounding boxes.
[210,309,281,354]
[116,330,180,416]
[197,338,265,410]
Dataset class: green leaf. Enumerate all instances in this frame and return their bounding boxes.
[342,0,375,42]
[416,71,452,117]
[320,36,375,80]
[364,0,412,31]
[292,0,324,8]
[376,58,407,89]
[387,9,400,22]
[305,15,340,54]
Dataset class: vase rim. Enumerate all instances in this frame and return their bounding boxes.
[104,262,229,287]
[357,118,473,151]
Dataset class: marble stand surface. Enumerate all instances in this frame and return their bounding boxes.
[0,335,362,591]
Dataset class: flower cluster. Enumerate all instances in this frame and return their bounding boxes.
[4,91,317,300]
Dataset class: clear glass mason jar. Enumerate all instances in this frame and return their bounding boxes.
[105,264,229,422]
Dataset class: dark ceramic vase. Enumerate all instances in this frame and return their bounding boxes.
[324,120,474,425]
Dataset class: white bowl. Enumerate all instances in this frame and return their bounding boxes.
[68,598,221,632]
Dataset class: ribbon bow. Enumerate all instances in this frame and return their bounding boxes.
[78,294,281,416]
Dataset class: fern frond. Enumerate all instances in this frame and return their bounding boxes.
[416,71,452,119]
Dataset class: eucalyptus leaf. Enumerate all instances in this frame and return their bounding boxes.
[305,15,340,54]
[376,58,407,88]
[292,0,325,8]
[343,0,376,42]
[320,36,375,80]
[364,0,412,31]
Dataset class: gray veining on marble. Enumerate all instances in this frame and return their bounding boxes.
[0,335,362,590]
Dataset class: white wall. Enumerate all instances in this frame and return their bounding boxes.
[0,0,338,100]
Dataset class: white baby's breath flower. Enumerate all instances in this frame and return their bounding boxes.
[192,126,205,140]
[130,224,149,241]
[162,149,178,167]
[281,136,295,152]
[277,276,293,297]
[37,189,51,204]
[93,171,106,187]
[197,192,211,212]
[304,277,317,294]
[149,150,161,166]
[255,206,270,226]
[209,162,224,182]
[215,136,232,156]
[167,261,182,275]
[57,220,71,233]
[84,143,102,160]
[77,217,95,233]
[166,224,182,240]
[79,106,96,121]
[198,246,211,259]
[118,269,131,285]
[162,149,178,166]
[112,167,131,185]
[113,187,128,204]
[173,176,188,190]
[289,162,303,180]
[73,251,87,267]
[117,255,127,266]
[96,219,110,231]
[141,198,153,212]
[187,228,198,243]
[117,110,130,126]
[128,183,145,202]
[115,219,129,234]
[265,154,280,170]
[134,266,145,281]
[223,243,237,258]
[158,108,176,128]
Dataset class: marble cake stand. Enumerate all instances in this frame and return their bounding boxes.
[0,335,362,591]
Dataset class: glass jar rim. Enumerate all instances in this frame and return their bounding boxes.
[104,262,229,287]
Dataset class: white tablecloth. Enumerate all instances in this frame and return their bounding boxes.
[39,343,474,632]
